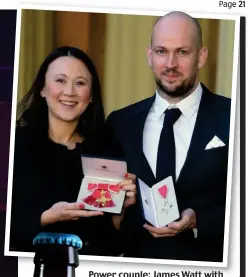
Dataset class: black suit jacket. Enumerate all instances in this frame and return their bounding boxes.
[105,84,231,262]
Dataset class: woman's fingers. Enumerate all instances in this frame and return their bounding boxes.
[125,191,135,198]
[124,173,136,181]
[118,179,133,187]
[62,209,104,219]
[121,184,136,194]
[63,202,85,210]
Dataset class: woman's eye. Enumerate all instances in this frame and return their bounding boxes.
[75,81,85,86]
[56,78,66,83]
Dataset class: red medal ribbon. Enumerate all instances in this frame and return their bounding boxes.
[83,183,120,208]
[158,185,168,198]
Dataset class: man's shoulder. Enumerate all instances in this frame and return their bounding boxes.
[202,85,231,114]
[116,96,153,114]
[107,96,154,120]
[210,93,231,112]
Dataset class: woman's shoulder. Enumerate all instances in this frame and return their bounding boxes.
[15,125,30,136]
[15,126,47,152]
[15,126,35,144]
[14,126,50,167]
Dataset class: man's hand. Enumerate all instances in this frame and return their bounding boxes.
[143,208,196,238]
[41,202,104,226]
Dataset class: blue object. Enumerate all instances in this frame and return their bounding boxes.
[33,233,83,250]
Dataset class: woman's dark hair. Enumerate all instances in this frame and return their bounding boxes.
[17,46,105,140]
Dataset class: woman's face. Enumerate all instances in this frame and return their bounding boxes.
[41,56,92,125]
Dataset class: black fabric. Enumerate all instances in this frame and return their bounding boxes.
[9,127,122,256]
[156,108,181,182]
[104,84,231,262]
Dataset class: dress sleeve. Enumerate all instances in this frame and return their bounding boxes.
[9,128,51,252]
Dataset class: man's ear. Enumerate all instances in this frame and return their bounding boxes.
[147,45,153,67]
[198,47,208,69]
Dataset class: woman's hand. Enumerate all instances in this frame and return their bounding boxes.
[120,173,137,209]
[41,201,103,226]
[112,173,137,230]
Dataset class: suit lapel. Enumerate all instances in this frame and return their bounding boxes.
[131,96,157,186]
[177,86,217,183]
[128,87,217,187]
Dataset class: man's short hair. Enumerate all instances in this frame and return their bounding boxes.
[150,11,203,50]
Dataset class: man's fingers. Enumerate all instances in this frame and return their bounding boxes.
[167,222,182,230]
[149,231,176,238]
[142,208,196,238]
[143,224,177,235]
[182,208,194,216]
[167,208,195,230]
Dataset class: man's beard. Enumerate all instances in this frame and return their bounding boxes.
[155,69,197,98]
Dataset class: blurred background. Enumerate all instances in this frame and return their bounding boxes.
[18,9,235,117]
[0,9,18,276]
[0,9,16,211]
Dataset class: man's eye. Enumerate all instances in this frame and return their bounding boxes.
[178,50,188,56]
[156,49,165,54]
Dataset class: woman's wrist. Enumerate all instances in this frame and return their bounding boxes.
[41,209,54,226]
[111,210,125,230]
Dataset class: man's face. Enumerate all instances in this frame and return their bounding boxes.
[148,17,205,98]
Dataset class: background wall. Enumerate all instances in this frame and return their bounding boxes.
[18,9,235,116]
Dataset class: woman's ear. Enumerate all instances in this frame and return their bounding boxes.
[40,88,45,97]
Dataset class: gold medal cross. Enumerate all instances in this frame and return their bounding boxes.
[96,190,111,207]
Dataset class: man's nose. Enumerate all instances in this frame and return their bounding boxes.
[164,53,178,69]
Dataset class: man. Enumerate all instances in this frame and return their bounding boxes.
[105,11,231,262]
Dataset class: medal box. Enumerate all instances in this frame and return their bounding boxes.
[138,176,179,227]
[77,156,127,214]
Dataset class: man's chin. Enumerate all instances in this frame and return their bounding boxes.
[160,79,181,90]
[160,84,181,95]
[158,84,189,98]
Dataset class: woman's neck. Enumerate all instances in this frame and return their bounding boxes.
[48,116,83,149]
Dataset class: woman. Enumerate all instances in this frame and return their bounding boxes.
[10,46,136,256]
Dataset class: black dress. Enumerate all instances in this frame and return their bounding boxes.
[9,127,122,256]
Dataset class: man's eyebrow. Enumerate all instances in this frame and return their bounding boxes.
[152,45,192,49]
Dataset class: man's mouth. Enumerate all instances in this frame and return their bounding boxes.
[162,74,180,81]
